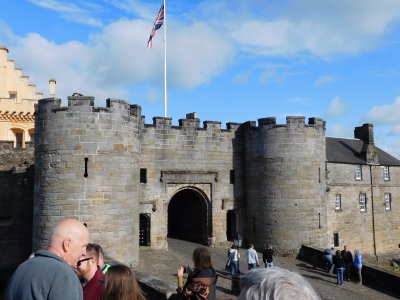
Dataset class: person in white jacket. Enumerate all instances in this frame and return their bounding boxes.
[246,244,259,270]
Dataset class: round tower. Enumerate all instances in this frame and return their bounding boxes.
[243,116,327,253]
[33,96,142,267]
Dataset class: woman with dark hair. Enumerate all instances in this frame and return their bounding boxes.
[177,246,218,300]
[103,264,145,300]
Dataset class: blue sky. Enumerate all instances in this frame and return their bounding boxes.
[1,0,400,158]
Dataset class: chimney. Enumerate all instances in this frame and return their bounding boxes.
[354,123,378,164]
[49,78,56,97]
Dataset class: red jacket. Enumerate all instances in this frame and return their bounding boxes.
[83,267,104,300]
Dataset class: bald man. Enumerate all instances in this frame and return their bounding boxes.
[5,218,90,300]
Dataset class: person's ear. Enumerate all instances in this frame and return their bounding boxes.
[62,238,72,251]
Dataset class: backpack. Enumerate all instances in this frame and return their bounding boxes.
[228,250,236,260]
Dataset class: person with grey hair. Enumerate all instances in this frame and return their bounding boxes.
[237,267,320,300]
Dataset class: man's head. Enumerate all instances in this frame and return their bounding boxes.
[77,243,100,281]
[249,244,254,249]
[343,245,347,251]
[92,243,105,267]
[48,218,90,268]
[238,267,320,300]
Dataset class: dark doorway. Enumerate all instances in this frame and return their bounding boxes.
[168,189,208,245]
[226,210,237,241]
[139,213,151,246]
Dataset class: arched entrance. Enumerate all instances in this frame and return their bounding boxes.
[168,188,209,245]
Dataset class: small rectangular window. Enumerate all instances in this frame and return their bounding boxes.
[385,193,392,211]
[359,193,366,212]
[15,132,23,148]
[140,168,147,183]
[333,233,339,247]
[230,170,235,184]
[383,166,390,181]
[335,194,342,211]
[355,165,362,180]
[9,92,17,100]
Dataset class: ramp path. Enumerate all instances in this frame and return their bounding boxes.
[136,239,396,300]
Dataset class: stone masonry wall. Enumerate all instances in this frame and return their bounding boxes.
[243,117,327,253]
[327,162,400,256]
[33,97,141,267]
[138,116,242,249]
[0,141,34,288]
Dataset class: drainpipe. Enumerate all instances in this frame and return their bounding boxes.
[369,165,378,261]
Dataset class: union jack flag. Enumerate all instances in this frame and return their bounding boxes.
[147,3,164,49]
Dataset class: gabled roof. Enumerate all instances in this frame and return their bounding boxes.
[326,137,400,166]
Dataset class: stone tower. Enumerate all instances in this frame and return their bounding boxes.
[243,116,328,252]
[33,96,142,266]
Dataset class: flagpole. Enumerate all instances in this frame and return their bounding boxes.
[163,0,167,117]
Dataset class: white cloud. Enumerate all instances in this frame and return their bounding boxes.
[28,0,103,27]
[219,0,400,59]
[326,97,347,116]
[364,96,400,124]
[5,17,233,104]
[315,75,335,87]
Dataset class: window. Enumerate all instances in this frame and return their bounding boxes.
[9,92,17,100]
[140,168,147,183]
[385,193,392,211]
[333,233,339,247]
[355,165,362,180]
[335,194,342,210]
[15,132,23,148]
[359,193,366,212]
[383,166,390,181]
[230,170,235,184]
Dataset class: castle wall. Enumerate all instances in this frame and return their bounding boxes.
[33,97,141,266]
[138,116,244,249]
[243,117,327,252]
[327,163,400,256]
[0,141,34,279]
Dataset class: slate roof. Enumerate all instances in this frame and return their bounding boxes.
[326,137,400,166]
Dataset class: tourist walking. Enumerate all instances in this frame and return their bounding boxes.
[177,247,217,300]
[322,247,335,273]
[341,245,353,281]
[353,250,363,285]
[246,244,259,270]
[332,250,345,285]
[227,244,239,276]
[262,243,274,269]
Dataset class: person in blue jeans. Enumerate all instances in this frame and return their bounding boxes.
[246,244,259,270]
[262,243,274,269]
[332,250,345,285]
[227,245,239,276]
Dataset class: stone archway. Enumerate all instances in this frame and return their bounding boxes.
[167,188,209,245]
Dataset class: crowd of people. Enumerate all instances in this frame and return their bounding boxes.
[5,218,367,299]
[322,244,363,285]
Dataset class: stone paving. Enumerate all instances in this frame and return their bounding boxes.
[136,238,397,300]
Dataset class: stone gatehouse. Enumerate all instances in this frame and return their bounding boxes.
[2,94,400,271]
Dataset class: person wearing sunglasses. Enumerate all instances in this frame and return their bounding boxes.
[77,243,104,300]
[4,218,89,300]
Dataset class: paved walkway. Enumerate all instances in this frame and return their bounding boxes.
[136,238,397,300]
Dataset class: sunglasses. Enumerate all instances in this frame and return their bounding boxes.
[77,257,93,267]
